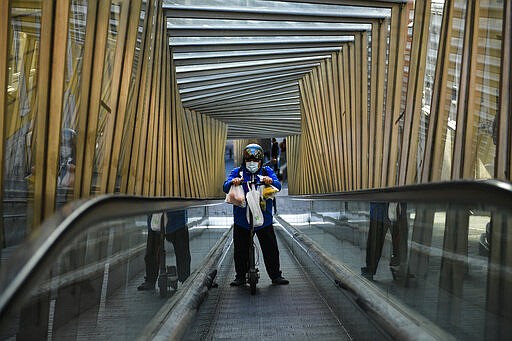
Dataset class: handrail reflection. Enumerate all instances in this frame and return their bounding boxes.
[0,194,222,323]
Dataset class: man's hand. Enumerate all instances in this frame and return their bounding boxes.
[231,178,242,186]
[262,176,273,185]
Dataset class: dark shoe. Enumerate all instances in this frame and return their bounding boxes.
[361,267,374,281]
[230,277,246,286]
[137,281,155,291]
[271,276,289,285]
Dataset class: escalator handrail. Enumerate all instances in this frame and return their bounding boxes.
[0,193,222,320]
[290,179,512,208]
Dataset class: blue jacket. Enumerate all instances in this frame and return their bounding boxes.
[369,202,389,222]
[223,165,281,230]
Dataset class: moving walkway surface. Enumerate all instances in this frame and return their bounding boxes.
[182,235,381,340]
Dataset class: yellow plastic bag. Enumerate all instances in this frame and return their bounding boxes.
[262,185,279,200]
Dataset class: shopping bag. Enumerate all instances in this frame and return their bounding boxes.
[150,212,168,231]
[59,162,75,187]
[225,185,246,208]
[261,184,279,200]
[246,188,264,227]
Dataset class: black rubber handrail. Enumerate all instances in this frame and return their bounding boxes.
[290,179,512,208]
[0,194,223,320]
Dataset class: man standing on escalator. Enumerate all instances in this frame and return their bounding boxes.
[223,143,289,286]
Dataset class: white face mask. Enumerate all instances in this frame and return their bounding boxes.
[246,161,260,173]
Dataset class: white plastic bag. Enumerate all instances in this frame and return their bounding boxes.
[150,212,168,231]
[246,188,264,227]
[388,202,398,222]
[225,185,246,207]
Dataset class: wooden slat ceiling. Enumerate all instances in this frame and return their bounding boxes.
[164,0,396,139]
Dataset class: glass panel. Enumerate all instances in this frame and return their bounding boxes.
[4,2,42,245]
[92,3,121,195]
[56,0,89,205]
[0,205,230,339]
[277,193,511,339]
[468,0,503,179]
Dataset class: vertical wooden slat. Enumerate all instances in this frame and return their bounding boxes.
[0,0,10,244]
[157,30,168,196]
[119,1,147,194]
[32,0,55,226]
[327,57,341,191]
[98,0,129,194]
[318,62,333,191]
[373,19,388,189]
[80,0,110,196]
[342,44,353,190]
[338,48,349,191]
[349,42,356,189]
[311,68,329,192]
[170,54,180,196]
[360,31,369,189]
[180,109,195,197]
[176,97,186,196]
[155,9,165,196]
[388,4,408,186]
[354,33,362,189]
[382,4,408,187]
[369,22,379,188]
[108,0,142,193]
[142,0,163,196]
[453,0,480,180]
[149,9,165,196]
[497,0,512,180]
[381,7,398,187]
[146,94,156,195]
[44,0,71,216]
[33,0,71,223]
[128,0,155,194]
[422,0,455,182]
[164,46,171,196]
[330,53,344,190]
[400,0,432,185]
[188,110,204,196]
[75,0,98,197]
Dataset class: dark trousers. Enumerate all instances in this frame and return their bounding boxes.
[166,227,191,282]
[143,229,161,284]
[233,224,282,280]
[365,209,391,275]
[365,203,403,275]
[144,227,191,283]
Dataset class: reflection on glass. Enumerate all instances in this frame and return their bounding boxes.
[279,196,509,340]
[92,4,120,195]
[0,206,230,339]
[56,0,89,203]
[4,4,42,243]
[468,0,503,179]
